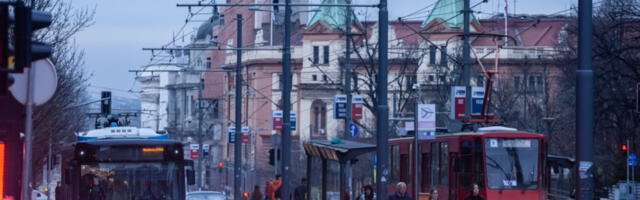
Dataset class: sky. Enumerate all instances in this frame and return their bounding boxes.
[74,0,578,98]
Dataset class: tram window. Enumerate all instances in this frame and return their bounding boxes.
[391,145,400,183]
[430,143,439,186]
[421,151,430,192]
[400,152,409,183]
[474,138,485,188]
[460,140,473,187]
[439,142,448,186]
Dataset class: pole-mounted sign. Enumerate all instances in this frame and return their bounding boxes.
[334,94,347,119]
[417,104,436,140]
[272,110,283,131]
[352,94,364,120]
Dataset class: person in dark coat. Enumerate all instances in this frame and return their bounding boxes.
[293,178,307,200]
[463,184,485,200]
[388,182,410,200]
[251,185,264,200]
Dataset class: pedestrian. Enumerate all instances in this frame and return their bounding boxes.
[428,188,438,200]
[264,181,271,200]
[463,183,485,200]
[268,174,283,200]
[388,182,410,200]
[293,178,307,200]
[357,185,375,200]
[251,185,264,200]
[55,181,63,200]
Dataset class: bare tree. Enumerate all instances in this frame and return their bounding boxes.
[28,0,95,186]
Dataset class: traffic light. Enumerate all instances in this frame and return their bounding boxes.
[14,2,52,73]
[622,144,628,152]
[218,162,223,173]
[0,4,9,96]
[101,91,111,115]
[268,148,281,166]
[243,192,249,199]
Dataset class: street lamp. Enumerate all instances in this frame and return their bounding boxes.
[249,6,320,46]
[411,82,422,200]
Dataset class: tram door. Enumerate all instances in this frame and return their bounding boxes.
[449,151,459,200]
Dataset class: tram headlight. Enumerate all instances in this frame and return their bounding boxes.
[78,150,85,156]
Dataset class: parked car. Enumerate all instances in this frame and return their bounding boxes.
[187,191,227,200]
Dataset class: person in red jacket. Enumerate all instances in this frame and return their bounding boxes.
[267,175,282,200]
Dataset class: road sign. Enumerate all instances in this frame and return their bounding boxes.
[190,144,199,159]
[291,111,296,131]
[352,94,364,120]
[630,153,637,166]
[334,94,347,119]
[203,144,210,157]
[349,123,359,137]
[450,86,466,120]
[227,127,236,143]
[417,104,436,140]
[272,110,283,131]
[471,87,485,115]
[242,126,249,143]
[11,59,57,106]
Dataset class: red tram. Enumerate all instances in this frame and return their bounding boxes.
[389,127,548,200]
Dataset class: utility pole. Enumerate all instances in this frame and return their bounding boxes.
[197,78,204,189]
[281,1,293,200]
[341,2,352,199]
[344,0,352,139]
[576,0,594,199]
[413,83,421,200]
[234,14,244,200]
[462,0,472,129]
[376,0,390,200]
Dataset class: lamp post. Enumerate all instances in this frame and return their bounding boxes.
[542,117,555,135]
[412,83,422,200]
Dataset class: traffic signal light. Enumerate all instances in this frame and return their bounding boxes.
[0,4,9,96]
[101,91,112,115]
[14,2,52,73]
[218,162,223,173]
[268,148,281,166]
[622,144,628,151]
[243,192,249,199]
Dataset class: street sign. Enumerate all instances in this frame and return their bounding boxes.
[352,94,364,120]
[190,144,199,159]
[272,110,283,131]
[349,123,359,138]
[630,153,637,166]
[203,144,210,157]
[290,111,296,131]
[471,87,485,115]
[242,126,249,143]
[11,59,58,106]
[333,94,347,119]
[417,104,436,140]
[450,86,466,120]
[227,127,236,143]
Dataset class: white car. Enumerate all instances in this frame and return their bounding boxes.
[186,191,227,200]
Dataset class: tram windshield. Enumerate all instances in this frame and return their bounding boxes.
[79,162,180,200]
[485,138,539,190]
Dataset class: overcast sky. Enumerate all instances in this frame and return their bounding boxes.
[74,0,577,98]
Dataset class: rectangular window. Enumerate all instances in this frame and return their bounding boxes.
[314,107,319,133]
[440,46,448,66]
[429,45,437,65]
[421,144,430,192]
[474,138,484,188]
[323,75,328,82]
[439,142,448,186]
[536,76,543,92]
[476,76,484,86]
[313,46,319,64]
[320,107,326,130]
[428,75,434,82]
[206,57,211,69]
[529,76,536,91]
[514,76,521,90]
[312,74,317,81]
[323,46,330,64]
[431,143,439,186]
[407,74,416,90]
[460,140,473,187]
[391,145,400,184]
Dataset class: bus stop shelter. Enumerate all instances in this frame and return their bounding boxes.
[303,140,376,200]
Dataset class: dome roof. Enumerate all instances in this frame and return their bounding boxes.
[196,16,220,41]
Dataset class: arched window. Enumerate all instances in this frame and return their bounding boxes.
[310,99,326,135]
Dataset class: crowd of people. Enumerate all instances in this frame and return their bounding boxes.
[249,176,485,200]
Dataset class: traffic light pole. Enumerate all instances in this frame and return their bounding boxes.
[234,14,244,200]
[21,56,35,200]
[375,1,390,200]
[576,0,594,199]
